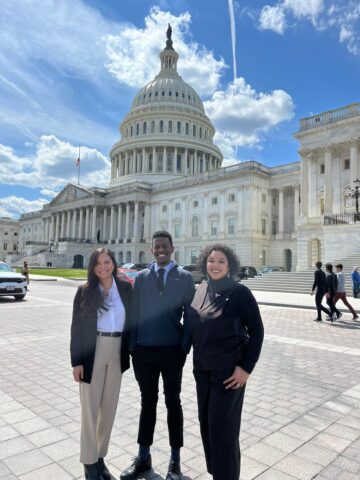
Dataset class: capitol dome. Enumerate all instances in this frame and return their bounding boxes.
[109,27,223,185]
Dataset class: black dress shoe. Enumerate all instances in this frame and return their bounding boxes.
[313,318,322,322]
[84,462,104,480]
[165,461,182,480]
[98,458,112,480]
[120,455,152,480]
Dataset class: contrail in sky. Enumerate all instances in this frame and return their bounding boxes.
[228,0,237,80]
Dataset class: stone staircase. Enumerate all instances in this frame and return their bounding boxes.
[242,253,360,296]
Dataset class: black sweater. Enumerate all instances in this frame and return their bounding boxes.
[186,278,264,374]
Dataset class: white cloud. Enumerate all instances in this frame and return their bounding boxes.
[259,5,287,34]
[40,189,58,198]
[204,77,294,151]
[105,6,226,96]
[0,196,48,219]
[256,0,360,56]
[0,136,110,190]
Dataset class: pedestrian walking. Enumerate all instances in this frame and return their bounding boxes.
[70,248,132,480]
[352,266,360,298]
[121,231,195,480]
[21,261,30,287]
[311,261,331,322]
[334,264,358,319]
[325,263,341,322]
[186,244,264,480]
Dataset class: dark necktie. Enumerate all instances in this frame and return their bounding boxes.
[158,268,165,292]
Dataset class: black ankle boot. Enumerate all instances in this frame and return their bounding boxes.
[84,462,104,480]
[98,458,111,480]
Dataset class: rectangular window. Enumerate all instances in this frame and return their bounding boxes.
[177,121,181,134]
[175,203,180,211]
[344,158,350,170]
[228,217,235,235]
[14,232,18,236]
[211,220,218,236]
[4,232,8,236]
[167,154,172,172]
[151,121,155,133]
[162,205,167,213]
[261,218,266,235]
[211,197,218,205]
[262,194,266,203]
[3,243,7,250]
[272,220,276,235]
[320,164,325,174]
[193,125,196,137]
[136,124,140,135]
[177,154,182,172]
[174,223,180,238]
[148,154,153,172]
[143,122,147,134]
[228,194,235,202]
[191,249,198,264]
[185,123,189,135]
[272,197,276,206]
[157,153,163,172]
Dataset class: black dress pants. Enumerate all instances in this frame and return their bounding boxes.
[315,290,331,319]
[326,294,340,318]
[194,368,246,480]
[132,346,186,448]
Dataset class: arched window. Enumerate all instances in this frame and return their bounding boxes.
[139,251,145,262]
[193,125,196,137]
[136,124,139,135]
[168,121,172,133]
[143,122,146,134]
[151,121,155,133]
[118,251,123,263]
[192,216,199,237]
[160,120,164,133]
[199,127,202,139]
[126,251,131,262]
[177,121,181,134]
[185,123,189,135]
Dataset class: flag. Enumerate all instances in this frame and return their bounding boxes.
[75,157,80,167]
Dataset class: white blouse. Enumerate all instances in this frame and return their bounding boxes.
[97,278,125,332]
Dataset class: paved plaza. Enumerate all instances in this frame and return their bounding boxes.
[0,280,360,480]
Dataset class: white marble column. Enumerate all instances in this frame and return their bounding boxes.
[350,139,359,186]
[202,194,208,240]
[55,213,60,242]
[144,203,151,242]
[66,210,71,239]
[92,206,97,241]
[124,152,128,176]
[163,147,167,173]
[294,186,300,230]
[278,189,284,234]
[194,150,198,174]
[152,147,156,173]
[308,156,317,217]
[324,147,333,214]
[109,205,115,242]
[117,204,122,242]
[78,208,84,240]
[72,209,77,239]
[125,203,130,240]
[184,149,188,174]
[133,201,139,241]
[102,207,108,242]
[60,212,65,239]
[85,207,90,240]
[332,150,341,214]
[300,154,309,218]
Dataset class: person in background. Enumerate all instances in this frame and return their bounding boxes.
[71,248,132,480]
[334,264,358,320]
[121,231,195,480]
[325,263,341,322]
[352,266,360,299]
[186,244,264,480]
[311,261,331,322]
[21,261,30,287]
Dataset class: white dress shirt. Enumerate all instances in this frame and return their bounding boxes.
[97,278,126,332]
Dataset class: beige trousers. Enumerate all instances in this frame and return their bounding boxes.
[79,335,122,464]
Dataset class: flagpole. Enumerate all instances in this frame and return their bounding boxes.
[78,145,80,185]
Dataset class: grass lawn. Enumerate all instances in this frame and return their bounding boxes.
[15,268,88,279]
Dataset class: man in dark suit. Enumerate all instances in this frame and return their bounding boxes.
[311,261,331,322]
[121,231,195,480]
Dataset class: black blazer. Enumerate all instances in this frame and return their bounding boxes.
[70,277,132,384]
[187,281,264,374]
[312,269,327,293]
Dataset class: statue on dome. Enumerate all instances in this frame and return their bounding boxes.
[166,23,173,49]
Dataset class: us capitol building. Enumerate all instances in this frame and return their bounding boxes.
[11,30,360,270]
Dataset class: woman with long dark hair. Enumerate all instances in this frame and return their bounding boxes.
[186,244,264,480]
[71,248,132,480]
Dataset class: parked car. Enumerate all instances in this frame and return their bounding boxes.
[259,266,285,275]
[120,263,149,271]
[117,267,139,285]
[236,266,258,280]
[0,262,27,300]
[181,264,204,284]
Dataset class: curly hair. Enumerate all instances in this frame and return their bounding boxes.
[197,244,240,278]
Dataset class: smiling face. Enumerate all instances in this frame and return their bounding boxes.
[94,252,115,282]
[151,236,174,267]
[206,250,229,281]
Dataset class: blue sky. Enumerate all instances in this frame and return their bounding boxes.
[0,0,359,218]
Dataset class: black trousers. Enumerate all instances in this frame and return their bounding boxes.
[326,294,340,318]
[132,346,186,448]
[194,368,246,480]
[315,290,331,319]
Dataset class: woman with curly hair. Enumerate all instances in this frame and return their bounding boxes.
[70,248,132,480]
[186,244,264,480]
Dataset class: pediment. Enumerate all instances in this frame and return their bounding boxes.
[50,184,92,206]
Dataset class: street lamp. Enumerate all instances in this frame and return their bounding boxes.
[347,179,360,222]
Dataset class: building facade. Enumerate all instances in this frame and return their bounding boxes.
[0,217,19,261]
[9,36,360,270]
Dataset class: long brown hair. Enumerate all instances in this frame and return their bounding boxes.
[81,248,117,316]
